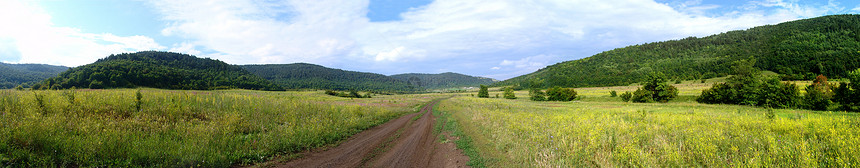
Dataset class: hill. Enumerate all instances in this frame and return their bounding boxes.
[40,51,283,90]
[495,14,860,88]
[0,62,69,89]
[390,72,497,89]
[241,63,420,93]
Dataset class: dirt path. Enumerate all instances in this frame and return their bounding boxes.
[268,99,469,168]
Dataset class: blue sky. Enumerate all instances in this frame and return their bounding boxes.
[1,0,858,80]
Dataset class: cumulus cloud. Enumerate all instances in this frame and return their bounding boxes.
[0,0,165,66]
[149,0,367,65]
[141,0,852,79]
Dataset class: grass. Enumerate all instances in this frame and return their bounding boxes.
[438,84,860,167]
[0,89,444,167]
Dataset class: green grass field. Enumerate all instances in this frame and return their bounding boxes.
[0,89,444,167]
[436,85,860,167]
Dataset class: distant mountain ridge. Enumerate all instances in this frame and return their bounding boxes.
[241,63,420,93]
[41,51,282,90]
[495,14,860,88]
[390,72,497,89]
[0,62,68,89]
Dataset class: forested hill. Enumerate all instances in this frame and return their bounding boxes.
[390,72,497,89]
[0,63,68,89]
[40,51,283,90]
[241,63,420,93]
[495,14,860,88]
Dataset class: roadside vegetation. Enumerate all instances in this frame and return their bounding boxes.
[437,93,860,167]
[0,89,440,167]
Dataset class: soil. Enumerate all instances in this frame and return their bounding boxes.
[264,99,470,168]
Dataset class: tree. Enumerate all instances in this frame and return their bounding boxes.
[632,72,678,103]
[804,75,833,111]
[529,89,546,101]
[478,85,489,98]
[547,86,577,101]
[503,87,516,99]
[834,68,860,111]
[620,91,632,102]
[610,90,617,97]
[528,79,546,101]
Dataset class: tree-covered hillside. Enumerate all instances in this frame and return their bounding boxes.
[0,63,68,89]
[241,63,420,93]
[496,14,860,88]
[40,51,283,90]
[390,72,497,89]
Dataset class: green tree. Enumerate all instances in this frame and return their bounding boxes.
[633,72,678,103]
[620,91,632,102]
[804,75,833,111]
[610,90,617,97]
[546,86,577,101]
[503,87,516,99]
[478,85,489,98]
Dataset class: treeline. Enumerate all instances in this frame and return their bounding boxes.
[242,63,420,93]
[496,14,860,88]
[0,63,68,89]
[390,72,496,89]
[697,60,860,112]
[38,51,283,91]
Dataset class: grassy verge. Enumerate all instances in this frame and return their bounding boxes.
[433,97,489,168]
[0,89,443,167]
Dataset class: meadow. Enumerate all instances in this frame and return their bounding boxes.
[0,89,444,167]
[437,86,860,167]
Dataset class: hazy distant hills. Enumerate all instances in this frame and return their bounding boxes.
[242,63,420,93]
[41,51,282,90]
[0,62,68,89]
[390,72,497,89]
[496,14,860,88]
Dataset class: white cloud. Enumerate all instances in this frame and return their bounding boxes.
[0,0,165,66]
[150,0,367,65]
[144,0,844,79]
[169,42,202,56]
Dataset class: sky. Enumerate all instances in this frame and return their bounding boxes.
[1,0,858,80]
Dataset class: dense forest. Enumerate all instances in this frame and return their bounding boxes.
[241,63,420,93]
[390,72,497,89]
[495,14,860,88]
[0,63,68,89]
[39,51,283,90]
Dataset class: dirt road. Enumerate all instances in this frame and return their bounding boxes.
[270,99,469,168]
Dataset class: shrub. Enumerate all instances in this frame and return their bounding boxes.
[546,86,577,101]
[620,91,632,102]
[14,85,24,90]
[503,87,516,99]
[757,78,801,108]
[633,72,678,103]
[803,75,834,111]
[478,85,489,98]
[631,88,654,103]
[610,90,617,97]
[529,88,546,101]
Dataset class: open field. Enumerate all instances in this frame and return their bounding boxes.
[0,89,446,167]
[437,84,860,167]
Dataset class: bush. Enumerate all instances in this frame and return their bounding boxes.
[633,72,678,103]
[546,87,577,101]
[631,88,654,103]
[834,69,860,112]
[503,87,516,99]
[804,75,833,111]
[478,85,489,98]
[620,91,632,102]
[610,90,617,97]
[529,88,546,101]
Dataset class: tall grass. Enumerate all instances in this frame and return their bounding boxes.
[0,89,439,167]
[437,96,860,167]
